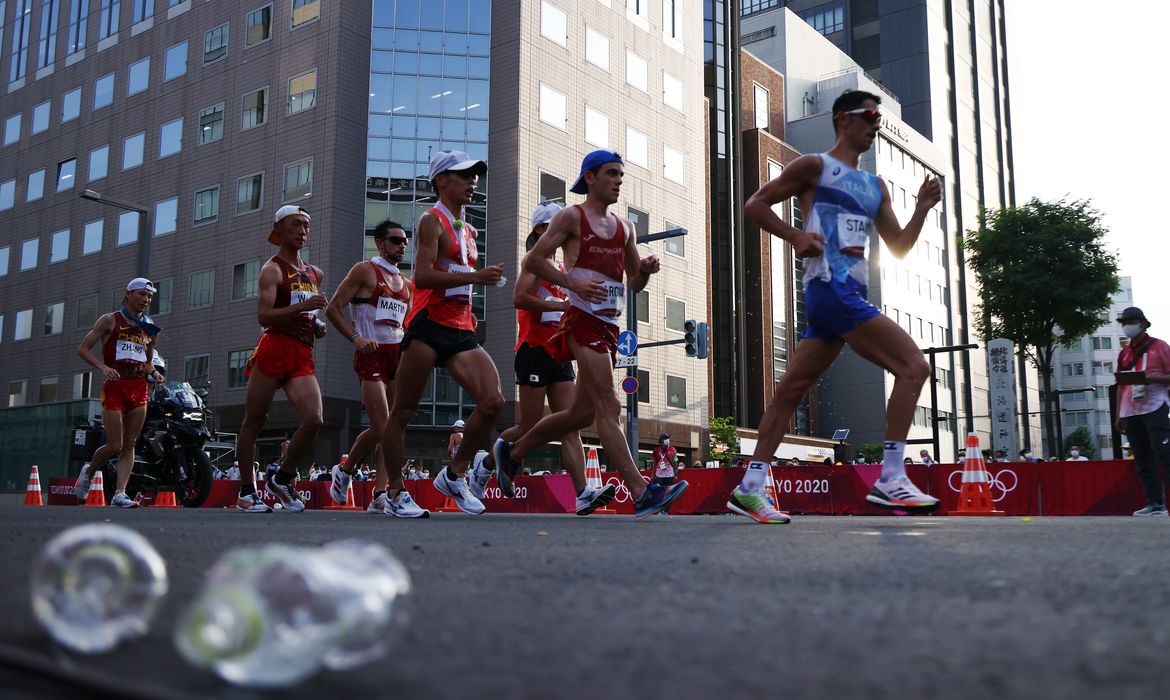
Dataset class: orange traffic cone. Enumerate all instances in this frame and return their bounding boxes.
[325,474,362,511]
[85,471,107,507]
[585,448,616,514]
[153,490,180,508]
[949,432,1004,516]
[23,465,43,506]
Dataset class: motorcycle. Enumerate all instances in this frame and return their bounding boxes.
[71,380,215,507]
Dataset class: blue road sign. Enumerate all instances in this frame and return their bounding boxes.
[617,330,637,357]
[620,376,639,395]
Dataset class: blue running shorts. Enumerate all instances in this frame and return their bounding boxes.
[801,278,881,343]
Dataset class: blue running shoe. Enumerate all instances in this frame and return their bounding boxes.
[634,480,688,520]
[493,438,520,499]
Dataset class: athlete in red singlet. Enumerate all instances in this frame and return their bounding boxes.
[381,150,505,516]
[236,205,328,513]
[324,220,427,518]
[492,150,687,519]
[74,278,164,508]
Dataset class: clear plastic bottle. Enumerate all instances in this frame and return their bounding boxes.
[30,524,169,654]
[317,540,412,671]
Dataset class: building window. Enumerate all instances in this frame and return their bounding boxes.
[44,301,64,336]
[61,87,82,123]
[159,117,183,158]
[20,237,38,270]
[0,179,11,211]
[662,0,683,40]
[128,57,150,95]
[56,158,76,191]
[73,372,93,399]
[194,186,220,224]
[538,83,566,130]
[9,0,33,82]
[662,71,683,111]
[1091,361,1114,375]
[287,69,317,115]
[122,132,145,170]
[154,197,178,236]
[36,1,61,70]
[666,375,687,409]
[246,5,272,47]
[38,376,59,403]
[189,269,214,308]
[32,100,50,134]
[1061,362,1085,377]
[753,83,769,130]
[164,41,188,80]
[150,277,173,316]
[27,169,46,201]
[626,50,648,92]
[203,23,228,63]
[636,289,649,323]
[117,211,140,246]
[232,259,261,300]
[236,173,263,214]
[664,220,684,257]
[10,380,28,407]
[14,308,33,340]
[585,26,609,70]
[131,0,152,22]
[800,2,846,36]
[665,297,685,332]
[198,103,224,144]
[1091,336,1113,351]
[4,114,20,146]
[291,0,319,28]
[663,146,684,183]
[82,219,103,254]
[184,354,210,386]
[242,87,268,129]
[637,369,650,404]
[584,107,609,149]
[76,293,99,329]
[283,159,312,200]
[0,246,7,276]
[539,172,566,205]
[626,127,648,167]
[626,0,648,19]
[94,73,115,109]
[69,0,89,54]
[228,349,251,387]
[50,229,69,263]
[627,206,648,239]
[540,1,567,46]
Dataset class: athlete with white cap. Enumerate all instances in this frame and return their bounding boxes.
[448,419,465,461]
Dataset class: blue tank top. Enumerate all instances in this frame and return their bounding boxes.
[801,153,884,292]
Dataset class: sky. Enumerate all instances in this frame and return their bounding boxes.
[1009,1,1170,328]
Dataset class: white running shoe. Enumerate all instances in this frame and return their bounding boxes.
[73,463,93,501]
[726,486,791,524]
[385,490,430,518]
[468,452,492,500]
[329,464,352,505]
[109,492,139,509]
[367,490,390,513]
[237,492,272,513]
[866,475,940,511]
[1133,504,1169,517]
[575,484,617,516]
[266,476,305,513]
[433,468,485,515]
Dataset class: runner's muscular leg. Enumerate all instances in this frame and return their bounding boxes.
[115,406,148,492]
[752,336,844,461]
[383,342,437,485]
[444,347,505,476]
[510,379,595,463]
[344,379,391,475]
[841,314,930,441]
[500,385,548,443]
[547,381,587,493]
[91,409,125,477]
[281,374,324,476]
[237,369,282,486]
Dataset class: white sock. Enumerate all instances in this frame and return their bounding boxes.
[739,461,771,492]
[880,440,905,482]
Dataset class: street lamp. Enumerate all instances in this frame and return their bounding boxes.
[1050,386,1095,455]
[80,189,151,278]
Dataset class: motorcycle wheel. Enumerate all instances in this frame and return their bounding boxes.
[177,449,214,508]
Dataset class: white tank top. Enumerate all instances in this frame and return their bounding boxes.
[351,258,408,345]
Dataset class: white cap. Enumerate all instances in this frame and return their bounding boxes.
[152,353,166,369]
[453,419,465,429]
[428,150,487,183]
[268,205,311,244]
[530,202,563,231]
[126,277,158,293]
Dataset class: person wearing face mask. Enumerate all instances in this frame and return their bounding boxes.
[652,433,680,486]
[1066,445,1089,462]
[1113,307,1170,516]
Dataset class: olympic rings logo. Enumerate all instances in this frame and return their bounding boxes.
[947,468,1018,502]
[603,474,649,504]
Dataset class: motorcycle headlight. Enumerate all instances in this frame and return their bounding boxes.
[181,411,203,422]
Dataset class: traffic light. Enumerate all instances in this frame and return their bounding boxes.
[684,319,698,357]
[697,321,709,360]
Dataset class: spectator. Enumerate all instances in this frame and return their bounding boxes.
[918,450,935,466]
[308,465,321,480]
[421,469,430,479]
[823,457,833,465]
[652,433,679,486]
[993,449,1008,463]
[1113,306,1170,516]
[226,461,241,480]
[855,454,867,464]
[903,457,914,465]
[1018,449,1039,463]
[1067,445,1089,462]
[447,420,465,461]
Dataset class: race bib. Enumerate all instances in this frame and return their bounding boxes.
[116,340,147,363]
[445,263,474,302]
[376,297,407,327]
[291,290,319,319]
[540,294,564,326]
[837,213,870,256]
[592,280,626,319]
[655,457,673,478]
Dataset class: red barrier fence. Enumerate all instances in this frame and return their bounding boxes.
[43,460,1149,516]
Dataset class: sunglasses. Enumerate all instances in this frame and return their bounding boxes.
[840,107,881,124]
[383,236,408,245]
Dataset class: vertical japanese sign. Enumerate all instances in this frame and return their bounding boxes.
[988,338,1018,456]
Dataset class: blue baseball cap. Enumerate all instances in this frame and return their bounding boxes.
[570,150,624,195]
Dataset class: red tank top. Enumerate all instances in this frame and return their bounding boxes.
[102,311,151,380]
[574,205,626,282]
[352,261,410,344]
[404,206,479,331]
[515,261,567,351]
[266,255,322,346]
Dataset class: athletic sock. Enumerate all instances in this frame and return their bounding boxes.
[739,461,771,492]
[240,481,256,497]
[880,440,906,482]
[373,489,386,500]
[446,466,461,482]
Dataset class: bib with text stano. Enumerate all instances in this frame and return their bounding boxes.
[540,294,565,326]
[376,296,408,328]
[291,290,319,319]
[837,213,871,257]
[445,262,474,302]
[591,280,626,319]
[116,339,147,363]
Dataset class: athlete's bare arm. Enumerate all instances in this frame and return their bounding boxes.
[77,313,119,381]
[623,220,660,293]
[255,260,326,326]
[524,207,606,303]
[744,154,825,257]
[325,262,379,353]
[512,260,570,312]
[412,213,503,289]
[874,176,941,258]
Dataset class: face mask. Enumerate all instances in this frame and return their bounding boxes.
[1023,453,1031,459]
[662,440,670,446]
[1123,323,1143,339]
[1070,450,1079,457]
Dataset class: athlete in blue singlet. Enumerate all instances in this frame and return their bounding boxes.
[725,90,943,524]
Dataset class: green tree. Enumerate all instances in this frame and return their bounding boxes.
[858,442,886,463]
[1061,426,1098,460]
[708,416,739,466]
[965,198,1119,454]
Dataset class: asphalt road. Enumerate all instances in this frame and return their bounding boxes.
[2,502,1169,700]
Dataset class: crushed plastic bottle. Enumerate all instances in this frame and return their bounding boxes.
[30,524,168,654]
